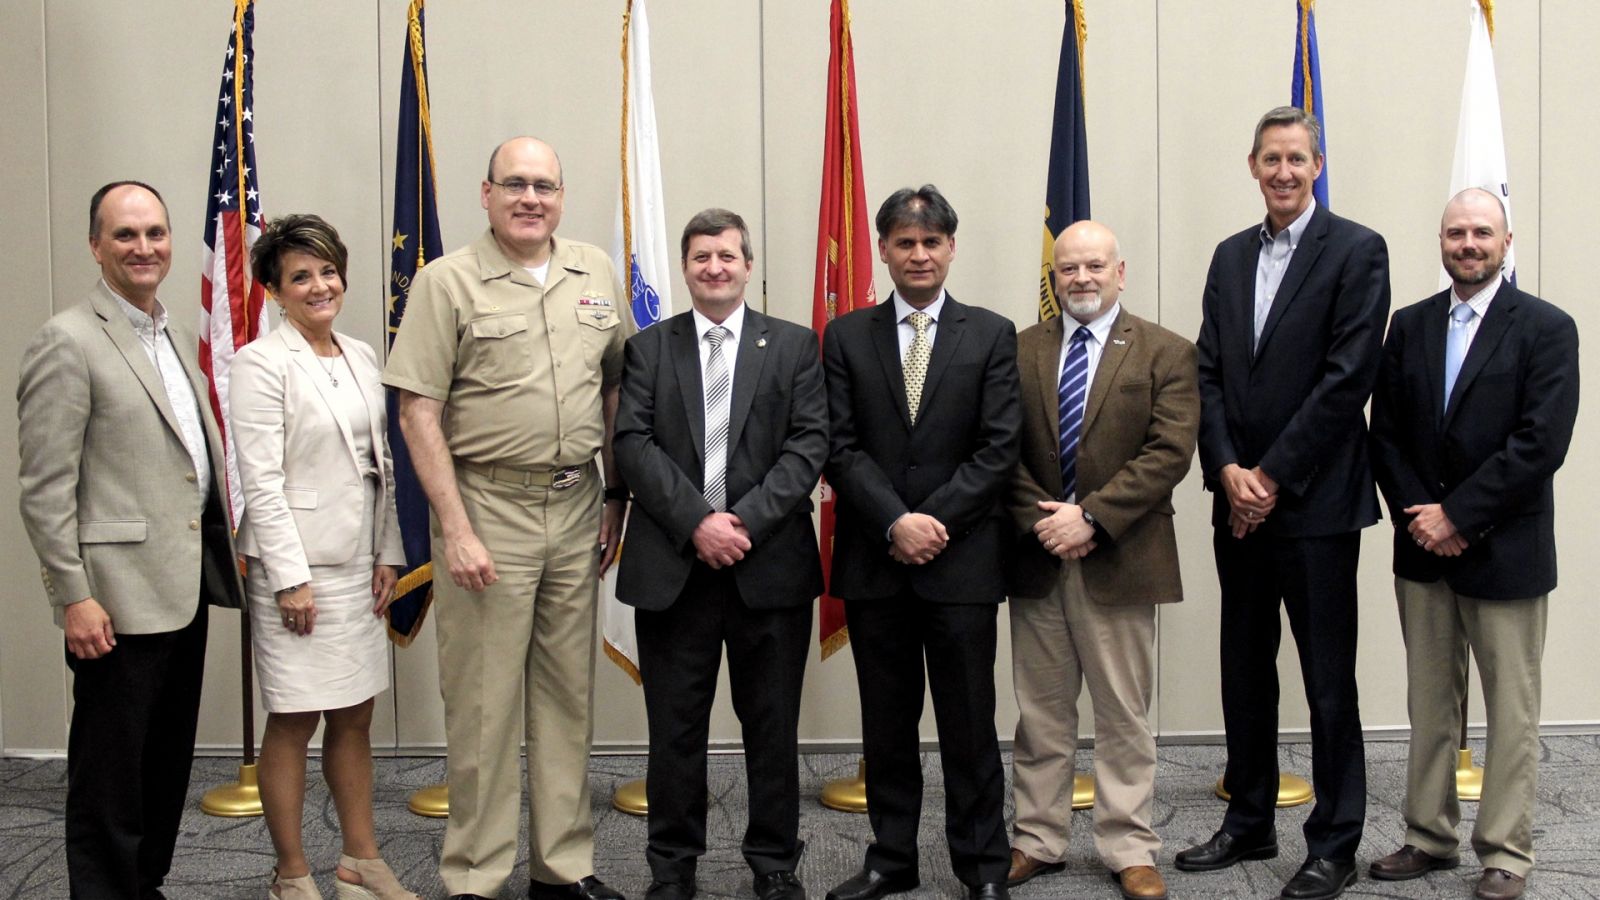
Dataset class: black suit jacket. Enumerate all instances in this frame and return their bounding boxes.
[614,307,828,611]
[1196,204,1390,537]
[1370,282,1579,600]
[823,294,1021,603]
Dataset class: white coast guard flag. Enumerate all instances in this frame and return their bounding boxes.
[604,0,672,684]
[1442,0,1515,290]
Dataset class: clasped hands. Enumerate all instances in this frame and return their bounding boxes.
[1034,500,1096,559]
[889,512,947,565]
[694,511,752,568]
[1405,502,1467,556]
[1222,463,1278,538]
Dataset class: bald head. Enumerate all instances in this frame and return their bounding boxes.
[1053,221,1126,323]
[1440,188,1511,296]
[487,136,563,184]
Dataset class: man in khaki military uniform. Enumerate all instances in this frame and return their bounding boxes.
[384,137,633,900]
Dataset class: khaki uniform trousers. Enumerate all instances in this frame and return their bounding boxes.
[435,464,603,897]
[1009,559,1161,872]
[1396,577,1547,879]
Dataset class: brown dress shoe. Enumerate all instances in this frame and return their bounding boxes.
[1369,845,1459,881]
[1475,868,1526,900]
[1005,850,1064,887]
[1114,866,1167,900]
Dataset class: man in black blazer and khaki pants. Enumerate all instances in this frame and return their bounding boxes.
[823,185,1021,900]
[1181,107,1391,900]
[1367,189,1578,900]
[615,208,828,900]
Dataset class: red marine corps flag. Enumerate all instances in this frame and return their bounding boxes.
[199,0,270,526]
[813,0,876,660]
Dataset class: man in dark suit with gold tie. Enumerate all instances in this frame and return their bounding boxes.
[1179,107,1391,900]
[1367,189,1578,900]
[822,185,1021,900]
[615,208,828,900]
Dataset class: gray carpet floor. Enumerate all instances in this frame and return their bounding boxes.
[3,738,1599,898]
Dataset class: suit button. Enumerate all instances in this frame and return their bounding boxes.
[1047,451,1057,460]
[189,520,201,531]
[185,472,198,483]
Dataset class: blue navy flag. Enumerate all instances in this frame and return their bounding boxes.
[1291,0,1330,207]
[1039,0,1091,322]
[385,0,444,647]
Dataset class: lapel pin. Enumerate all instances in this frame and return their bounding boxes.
[1112,338,1128,345]
[756,337,767,348]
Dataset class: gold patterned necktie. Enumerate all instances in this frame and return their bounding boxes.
[904,310,932,425]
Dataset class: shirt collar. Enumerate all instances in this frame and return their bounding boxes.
[1065,301,1121,347]
[1259,199,1317,246]
[105,280,169,333]
[693,301,746,345]
[891,289,947,324]
[1451,276,1502,317]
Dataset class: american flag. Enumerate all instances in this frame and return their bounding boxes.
[199,0,269,527]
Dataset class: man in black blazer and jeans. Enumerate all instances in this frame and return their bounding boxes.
[1367,189,1578,900]
[822,185,1021,900]
[615,208,829,900]
[1180,106,1391,900]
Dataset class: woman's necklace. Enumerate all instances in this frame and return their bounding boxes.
[316,350,341,387]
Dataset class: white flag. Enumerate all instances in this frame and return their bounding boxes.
[1443,0,1515,289]
[604,0,672,684]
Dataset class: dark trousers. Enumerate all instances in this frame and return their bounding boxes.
[65,604,208,900]
[636,564,812,884]
[1214,528,1366,860]
[845,591,1009,887]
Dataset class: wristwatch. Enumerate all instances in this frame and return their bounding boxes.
[1080,509,1098,529]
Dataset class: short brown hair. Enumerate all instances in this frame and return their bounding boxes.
[251,214,350,291]
[1252,106,1324,161]
[679,208,753,262]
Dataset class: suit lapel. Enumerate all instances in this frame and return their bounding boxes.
[1443,286,1518,428]
[1081,310,1132,437]
[91,285,189,446]
[1031,317,1065,440]
[726,308,769,456]
[1254,206,1328,360]
[669,314,707,466]
[282,323,361,473]
[918,295,966,423]
[1420,291,1451,423]
[870,302,913,430]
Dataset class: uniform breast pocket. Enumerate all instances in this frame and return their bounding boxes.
[574,307,619,371]
[467,314,534,387]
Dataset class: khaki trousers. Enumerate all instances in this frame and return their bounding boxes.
[435,465,603,896]
[1396,577,1546,878]
[1009,559,1161,871]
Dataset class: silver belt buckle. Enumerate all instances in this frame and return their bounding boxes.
[550,466,582,490]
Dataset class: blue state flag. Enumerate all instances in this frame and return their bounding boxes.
[385,0,444,646]
[1291,0,1330,207]
[1039,0,1091,321]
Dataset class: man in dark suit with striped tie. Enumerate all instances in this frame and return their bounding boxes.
[615,208,829,900]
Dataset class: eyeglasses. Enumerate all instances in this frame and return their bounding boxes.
[489,179,563,198]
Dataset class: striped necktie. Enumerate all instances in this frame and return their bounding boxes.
[703,325,732,511]
[1058,326,1092,499]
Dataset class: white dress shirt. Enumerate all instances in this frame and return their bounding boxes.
[1448,276,1501,353]
[892,290,947,361]
[1255,200,1317,347]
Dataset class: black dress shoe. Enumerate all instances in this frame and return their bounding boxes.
[968,883,1009,900]
[644,881,697,900]
[825,868,919,900]
[755,871,805,900]
[530,875,627,900]
[1173,829,1279,872]
[1280,857,1357,900]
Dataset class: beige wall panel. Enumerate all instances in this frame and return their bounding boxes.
[0,0,68,753]
[1537,0,1600,723]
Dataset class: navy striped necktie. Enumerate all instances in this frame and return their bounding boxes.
[1058,325,1092,499]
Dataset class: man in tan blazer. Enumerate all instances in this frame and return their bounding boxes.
[16,181,244,899]
[1004,221,1199,900]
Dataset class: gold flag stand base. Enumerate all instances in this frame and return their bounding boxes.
[1214,771,1314,809]
[1071,773,1095,810]
[200,762,264,817]
[1455,748,1484,802]
[408,783,450,818]
[613,778,649,816]
[821,759,868,813]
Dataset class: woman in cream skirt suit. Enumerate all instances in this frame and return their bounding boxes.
[233,214,418,900]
